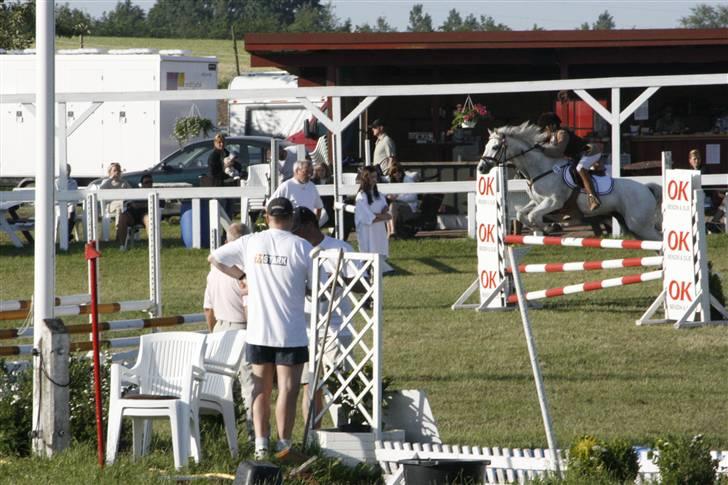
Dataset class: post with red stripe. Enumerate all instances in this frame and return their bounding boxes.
[84,242,105,467]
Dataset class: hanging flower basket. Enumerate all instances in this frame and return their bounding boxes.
[451,95,489,129]
[172,104,213,146]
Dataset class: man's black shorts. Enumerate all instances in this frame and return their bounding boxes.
[246,343,308,365]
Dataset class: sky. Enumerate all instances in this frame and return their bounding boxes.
[65,0,725,31]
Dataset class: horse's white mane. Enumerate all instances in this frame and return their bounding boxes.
[495,122,548,146]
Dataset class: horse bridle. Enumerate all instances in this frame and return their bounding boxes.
[480,134,552,187]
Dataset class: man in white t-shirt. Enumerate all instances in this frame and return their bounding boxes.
[270,160,323,220]
[203,223,254,435]
[208,197,313,459]
[292,207,357,429]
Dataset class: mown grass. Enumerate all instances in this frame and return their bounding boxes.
[54,36,267,88]
[0,227,727,482]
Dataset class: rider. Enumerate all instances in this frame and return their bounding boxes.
[536,112,602,211]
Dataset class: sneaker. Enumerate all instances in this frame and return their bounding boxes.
[275,439,291,453]
[254,447,268,460]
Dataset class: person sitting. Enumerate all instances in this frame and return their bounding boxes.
[537,112,602,211]
[98,162,132,240]
[655,107,686,134]
[54,163,79,242]
[689,149,725,231]
[116,173,154,250]
[312,161,332,185]
[385,162,420,238]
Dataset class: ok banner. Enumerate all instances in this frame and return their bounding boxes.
[476,167,506,308]
[662,169,703,320]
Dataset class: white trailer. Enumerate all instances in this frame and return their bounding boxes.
[0,49,218,180]
[228,71,325,141]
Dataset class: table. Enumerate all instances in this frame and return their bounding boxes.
[0,201,34,247]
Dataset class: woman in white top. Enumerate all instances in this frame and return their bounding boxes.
[354,166,392,260]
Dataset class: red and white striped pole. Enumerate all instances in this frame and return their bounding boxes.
[506,270,662,304]
[507,256,663,274]
[505,234,662,251]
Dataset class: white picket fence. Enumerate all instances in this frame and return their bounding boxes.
[375,440,728,484]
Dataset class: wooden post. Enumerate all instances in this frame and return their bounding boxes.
[232,26,241,76]
[32,318,70,457]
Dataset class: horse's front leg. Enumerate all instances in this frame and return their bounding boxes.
[516,199,537,227]
[527,196,561,232]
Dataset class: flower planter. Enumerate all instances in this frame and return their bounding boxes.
[314,428,405,466]
[460,120,477,129]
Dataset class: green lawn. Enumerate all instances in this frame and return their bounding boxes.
[54,36,268,88]
[1,228,727,482]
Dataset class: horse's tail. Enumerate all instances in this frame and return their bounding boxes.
[647,182,663,230]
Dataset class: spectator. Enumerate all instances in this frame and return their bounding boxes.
[655,107,686,134]
[370,119,396,177]
[292,207,355,428]
[354,166,393,273]
[98,162,132,242]
[270,159,324,220]
[54,163,78,242]
[689,149,725,230]
[208,197,313,459]
[203,222,254,436]
[386,162,419,238]
[208,133,230,187]
[312,161,332,185]
[116,173,156,249]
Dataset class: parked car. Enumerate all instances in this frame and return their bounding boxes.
[89,136,286,188]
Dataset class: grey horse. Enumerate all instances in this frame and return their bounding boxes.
[479,123,662,241]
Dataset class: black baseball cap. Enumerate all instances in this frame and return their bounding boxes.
[266,197,293,217]
[368,118,384,129]
[292,206,318,231]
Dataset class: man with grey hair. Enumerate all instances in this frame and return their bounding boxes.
[203,222,254,437]
[270,159,323,220]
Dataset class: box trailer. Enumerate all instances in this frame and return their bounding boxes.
[0,49,218,180]
[228,71,326,148]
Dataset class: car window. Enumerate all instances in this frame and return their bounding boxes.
[163,146,211,169]
[227,143,267,168]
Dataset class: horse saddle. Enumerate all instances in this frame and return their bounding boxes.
[560,162,614,196]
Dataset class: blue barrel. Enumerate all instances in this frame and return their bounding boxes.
[180,199,210,248]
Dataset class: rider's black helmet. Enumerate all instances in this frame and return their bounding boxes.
[537,112,561,129]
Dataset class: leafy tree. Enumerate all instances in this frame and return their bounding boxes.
[288,2,350,32]
[407,4,433,32]
[146,0,212,38]
[579,10,615,30]
[0,0,35,51]
[55,3,92,46]
[95,0,147,37]
[532,23,545,31]
[680,3,728,28]
[479,15,511,31]
[440,8,463,32]
[356,16,397,32]
[462,14,480,31]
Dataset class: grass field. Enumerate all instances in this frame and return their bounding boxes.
[0,227,727,482]
[54,35,266,88]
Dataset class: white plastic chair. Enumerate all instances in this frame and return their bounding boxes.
[200,329,247,459]
[310,136,330,166]
[244,164,270,212]
[106,332,207,470]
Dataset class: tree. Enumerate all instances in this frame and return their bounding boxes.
[479,15,511,31]
[288,2,350,32]
[531,24,545,31]
[356,16,396,32]
[579,10,615,30]
[0,0,35,51]
[407,4,433,32]
[95,0,147,37]
[440,9,463,32]
[680,4,728,28]
[55,3,93,46]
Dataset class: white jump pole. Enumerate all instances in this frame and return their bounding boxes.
[507,246,561,476]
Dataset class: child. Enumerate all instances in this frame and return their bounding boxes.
[354,166,394,273]
[223,151,242,181]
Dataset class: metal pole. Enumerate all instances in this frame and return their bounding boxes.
[507,246,561,476]
[32,0,56,457]
[84,242,105,467]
